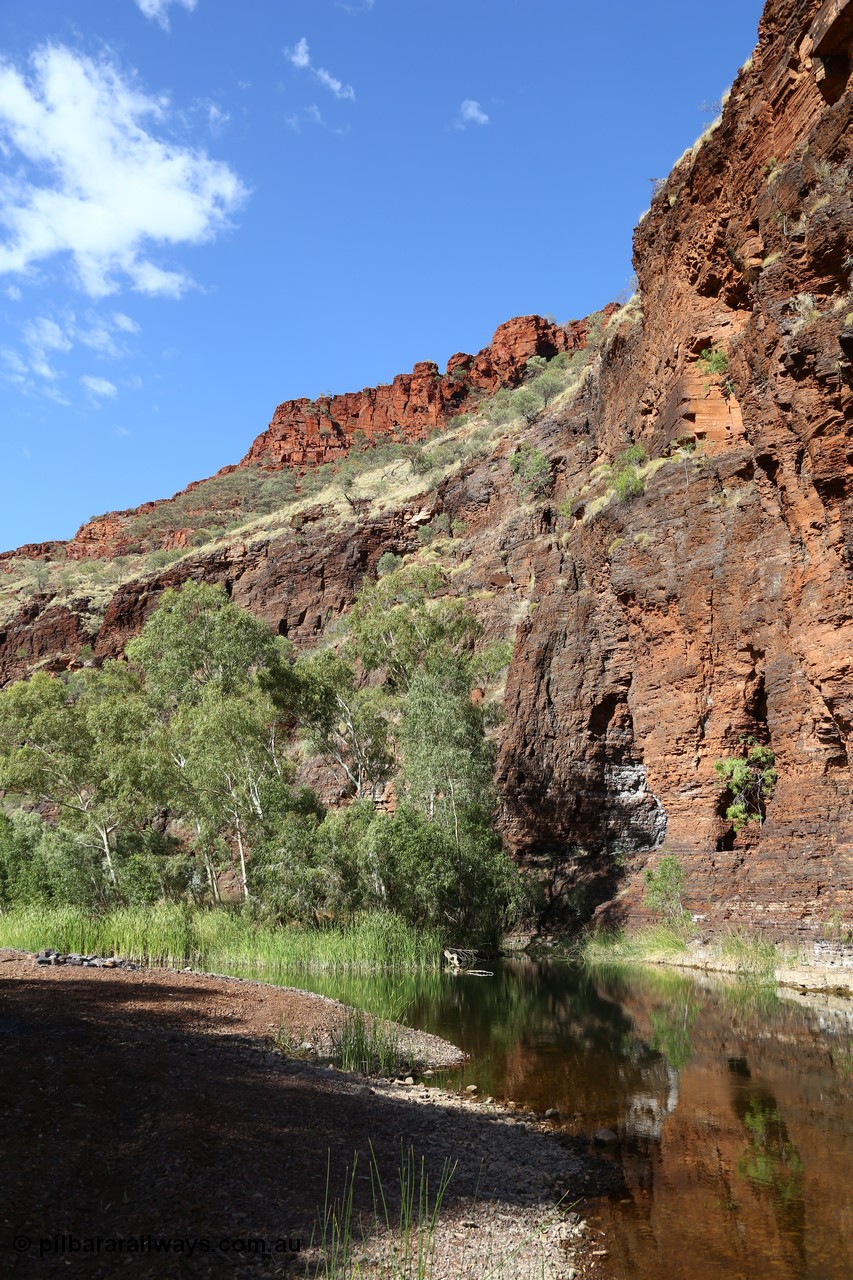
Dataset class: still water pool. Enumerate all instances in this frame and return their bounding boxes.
[252,959,853,1279]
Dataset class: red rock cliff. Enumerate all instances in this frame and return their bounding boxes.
[1,0,851,940]
[1,313,601,565]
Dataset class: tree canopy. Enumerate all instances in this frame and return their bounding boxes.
[0,570,522,944]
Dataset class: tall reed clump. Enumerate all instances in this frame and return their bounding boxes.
[581,923,692,967]
[310,1145,456,1280]
[720,932,779,982]
[328,1009,409,1077]
[310,1144,578,1279]
[0,905,443,975]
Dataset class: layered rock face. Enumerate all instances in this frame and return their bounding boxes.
[243,314,602,471]
[1,314,599,566]
[1,0,852,937]
[496,0,853,934]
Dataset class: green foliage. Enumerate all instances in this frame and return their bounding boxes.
[313,1146,456,1280]
[738,1099,803,1203]
[356,806,522,945]
[508,443,552,498]
[608,443,647,504]
[532,370,566,407]
[1,566,521,946]
[0,811,101,909]
[643,853,688,923]
[399,663,494,826]
[344,564,480,692]
[327,1008,407,1076]
[720,931,779,980]
[714,737,778,831]
[0,903,442,972]
[124,465,300,552]
[0,664,151,896]
[614,468,644,502]
[584,310,606,347]
[510,388,543,424]
[698,346,729,376]
[293,650,394,801]
[649,992,699,1070]
[377,552,403,577]
[485,387,515,425]
[472,639,514,682]
[126,581,281,707]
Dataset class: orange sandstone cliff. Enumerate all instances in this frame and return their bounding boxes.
[1,0,852,939]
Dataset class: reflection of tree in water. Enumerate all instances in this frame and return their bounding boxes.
[648,993,699,1071]
[738,1099,803,1202]
[730,1065,806,1271]
[831,1038,853,1079]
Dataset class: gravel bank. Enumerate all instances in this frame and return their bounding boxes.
[0,952,619,1278]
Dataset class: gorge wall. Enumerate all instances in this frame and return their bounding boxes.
[1,0,852,939]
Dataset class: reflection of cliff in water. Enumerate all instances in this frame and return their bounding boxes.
[595,974,853,1280]
[257,958,853,1279]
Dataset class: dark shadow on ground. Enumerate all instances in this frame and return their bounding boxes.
[0,973,620,1277]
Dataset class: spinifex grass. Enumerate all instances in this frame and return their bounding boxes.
[0,904,443,974]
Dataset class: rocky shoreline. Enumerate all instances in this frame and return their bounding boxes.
[0,951,619,1278]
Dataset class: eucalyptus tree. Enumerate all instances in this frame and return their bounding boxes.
[165,685,295,900]
[345,564,480,692]
[127,580,301,901]
[126,580,284,708]
[0,664,151,894]
[292,649,394,801]
[399,660,494,850]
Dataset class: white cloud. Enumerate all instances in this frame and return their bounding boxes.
[2,348,28,376]
[191,97,230,133]
[5,284,21,300]
[115,424,132,436]
[287,38,311,71]
[112,311,139,333]
[0,45,247,298]
[285,38,356,101]
[206,102,229,130]
[285,103,325,132]
[23,316,71,380]
[81,374,117,398]
[2,309,140,401]
[134,0,197,32]
[456,99,489,128]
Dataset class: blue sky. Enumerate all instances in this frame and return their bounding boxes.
[0,0,764,551]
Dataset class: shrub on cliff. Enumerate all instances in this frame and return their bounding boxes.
[609,443,647,504]
[376,552,403,577]
[714,737,778,831]
[509,443,552,499]
[643,854,687,923]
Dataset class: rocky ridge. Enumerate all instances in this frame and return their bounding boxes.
[0,312,605,566]
[1,0,852,939]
